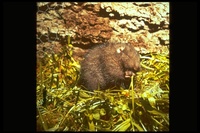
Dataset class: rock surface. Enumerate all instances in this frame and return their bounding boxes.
[37,2,169,61]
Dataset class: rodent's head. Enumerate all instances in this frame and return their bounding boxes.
[115,43,141,77]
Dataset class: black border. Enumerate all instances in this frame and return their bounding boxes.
[170,2,197,132]
[3,2,197,132]
[3,2,36,132]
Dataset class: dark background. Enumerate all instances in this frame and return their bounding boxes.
[3,2,198,132]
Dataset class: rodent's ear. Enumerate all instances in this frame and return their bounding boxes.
[116,46,125,53]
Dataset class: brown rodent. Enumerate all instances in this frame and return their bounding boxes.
[78,42,141,91]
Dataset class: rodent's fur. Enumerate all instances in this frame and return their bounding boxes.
[78,42,141,91]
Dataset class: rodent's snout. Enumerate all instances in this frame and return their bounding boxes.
[134,61,141,72]
[125,62,141,78]
[136,64,141,71]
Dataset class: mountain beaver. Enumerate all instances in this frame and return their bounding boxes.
[78,42,141,91]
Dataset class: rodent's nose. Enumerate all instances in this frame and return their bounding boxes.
[137,65,141,71]
[134,63,141,72]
